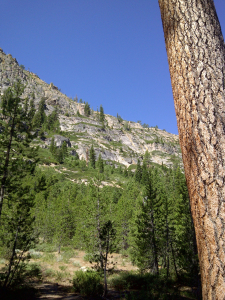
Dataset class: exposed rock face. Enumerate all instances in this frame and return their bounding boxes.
[0,49,182,167]
[45,135,71,148]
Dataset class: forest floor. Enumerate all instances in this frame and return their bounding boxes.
[0,249,198,300]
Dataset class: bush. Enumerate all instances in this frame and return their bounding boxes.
[61,250,75,263]
[72,270,103,296]
[25,263,42,280]
[44,268,55,278]
[28,249,42,259]
[42,253,55,262]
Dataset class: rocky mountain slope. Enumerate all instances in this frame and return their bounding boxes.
[0,48,181,168]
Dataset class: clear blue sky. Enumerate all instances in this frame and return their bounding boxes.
[1,0,225,134]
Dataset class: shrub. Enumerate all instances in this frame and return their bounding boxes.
[28,249,42,259]
[42,253,55,262]
[72,270,103,296]
[44,269,55,278]
[0,258,6,265]
[63,250,75,261]
[25,263,42,280]
[59,265,67,271]
[55,271,64,281]
[73,261,81,267]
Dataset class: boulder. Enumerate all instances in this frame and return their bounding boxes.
[46,135,71,148]
[53,135,71,147]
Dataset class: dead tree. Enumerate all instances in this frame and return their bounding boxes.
[158,0,225,299]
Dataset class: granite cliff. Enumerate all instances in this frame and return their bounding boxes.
[0,48,181,168]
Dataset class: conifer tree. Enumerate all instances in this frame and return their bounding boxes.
[89,145,96,169]
[116,181,141,252]
[1,178,37,287]
[49,137,56,155]
[0,82,38,285]
[135,159,142,182]
[99,104,105,122]
[143,150,151,167]
[159,1,225,296]
[84,102,91,117]
[46,108,60,132]
[61,140,68,159]
[97,154,104,173]
[75,179,115,271]
[0,81,37,221]
[130,169,160,273]
[141,162,149,186]
[32,97,46,128]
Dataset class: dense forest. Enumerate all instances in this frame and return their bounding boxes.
[0,83,200,299]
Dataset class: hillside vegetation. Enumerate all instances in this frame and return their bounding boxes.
[0,49,200,299]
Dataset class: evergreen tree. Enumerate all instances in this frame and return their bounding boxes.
[32,97,46,128]
[158,1,225,295]
[61,141,68,159]
[46,108,60,132]
[52,192,76,253]
[143,150,151,167]
[89,145,96,169]
[49,137,56,155]
[0,82,38,286]
[141,162,149,186]
[116,181,141,252]
[97,154,104,173]
[84,102,91,117]
[55,148,64,163]
[0,81,37,221]
[0,177,37,287]
[135,159,142,182]
[99,105,105,122]
[75,179,115,271]
[130,168,163,273]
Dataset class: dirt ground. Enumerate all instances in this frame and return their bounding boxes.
[0,250,138,300]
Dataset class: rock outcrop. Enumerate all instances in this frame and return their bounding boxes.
[0,48,182,168]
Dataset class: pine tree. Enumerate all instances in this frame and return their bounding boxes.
[61,141,68,159]
[116,181,141,253]
[143,150,151,167]
[141,162,149,186]
[135,159,142,182]
[75,179,115,270]
[0,177,37,287]
[97,154,104,173]
[32,97,46,128]
[84,102,91,117]
[159,1,225,295]
[89,145,96,169]
[99,105,105,122]
[130,169,160,273]
[0,82,38,286]
[46,108,60,132]
[0,81,37,221]
[49,137,56,155]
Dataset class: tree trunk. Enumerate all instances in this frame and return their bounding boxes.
[158,0,225,298]
[3,225,19,288]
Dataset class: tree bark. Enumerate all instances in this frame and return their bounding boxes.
[158,0,225,299]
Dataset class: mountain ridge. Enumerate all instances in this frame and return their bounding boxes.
[0,48,181,168]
